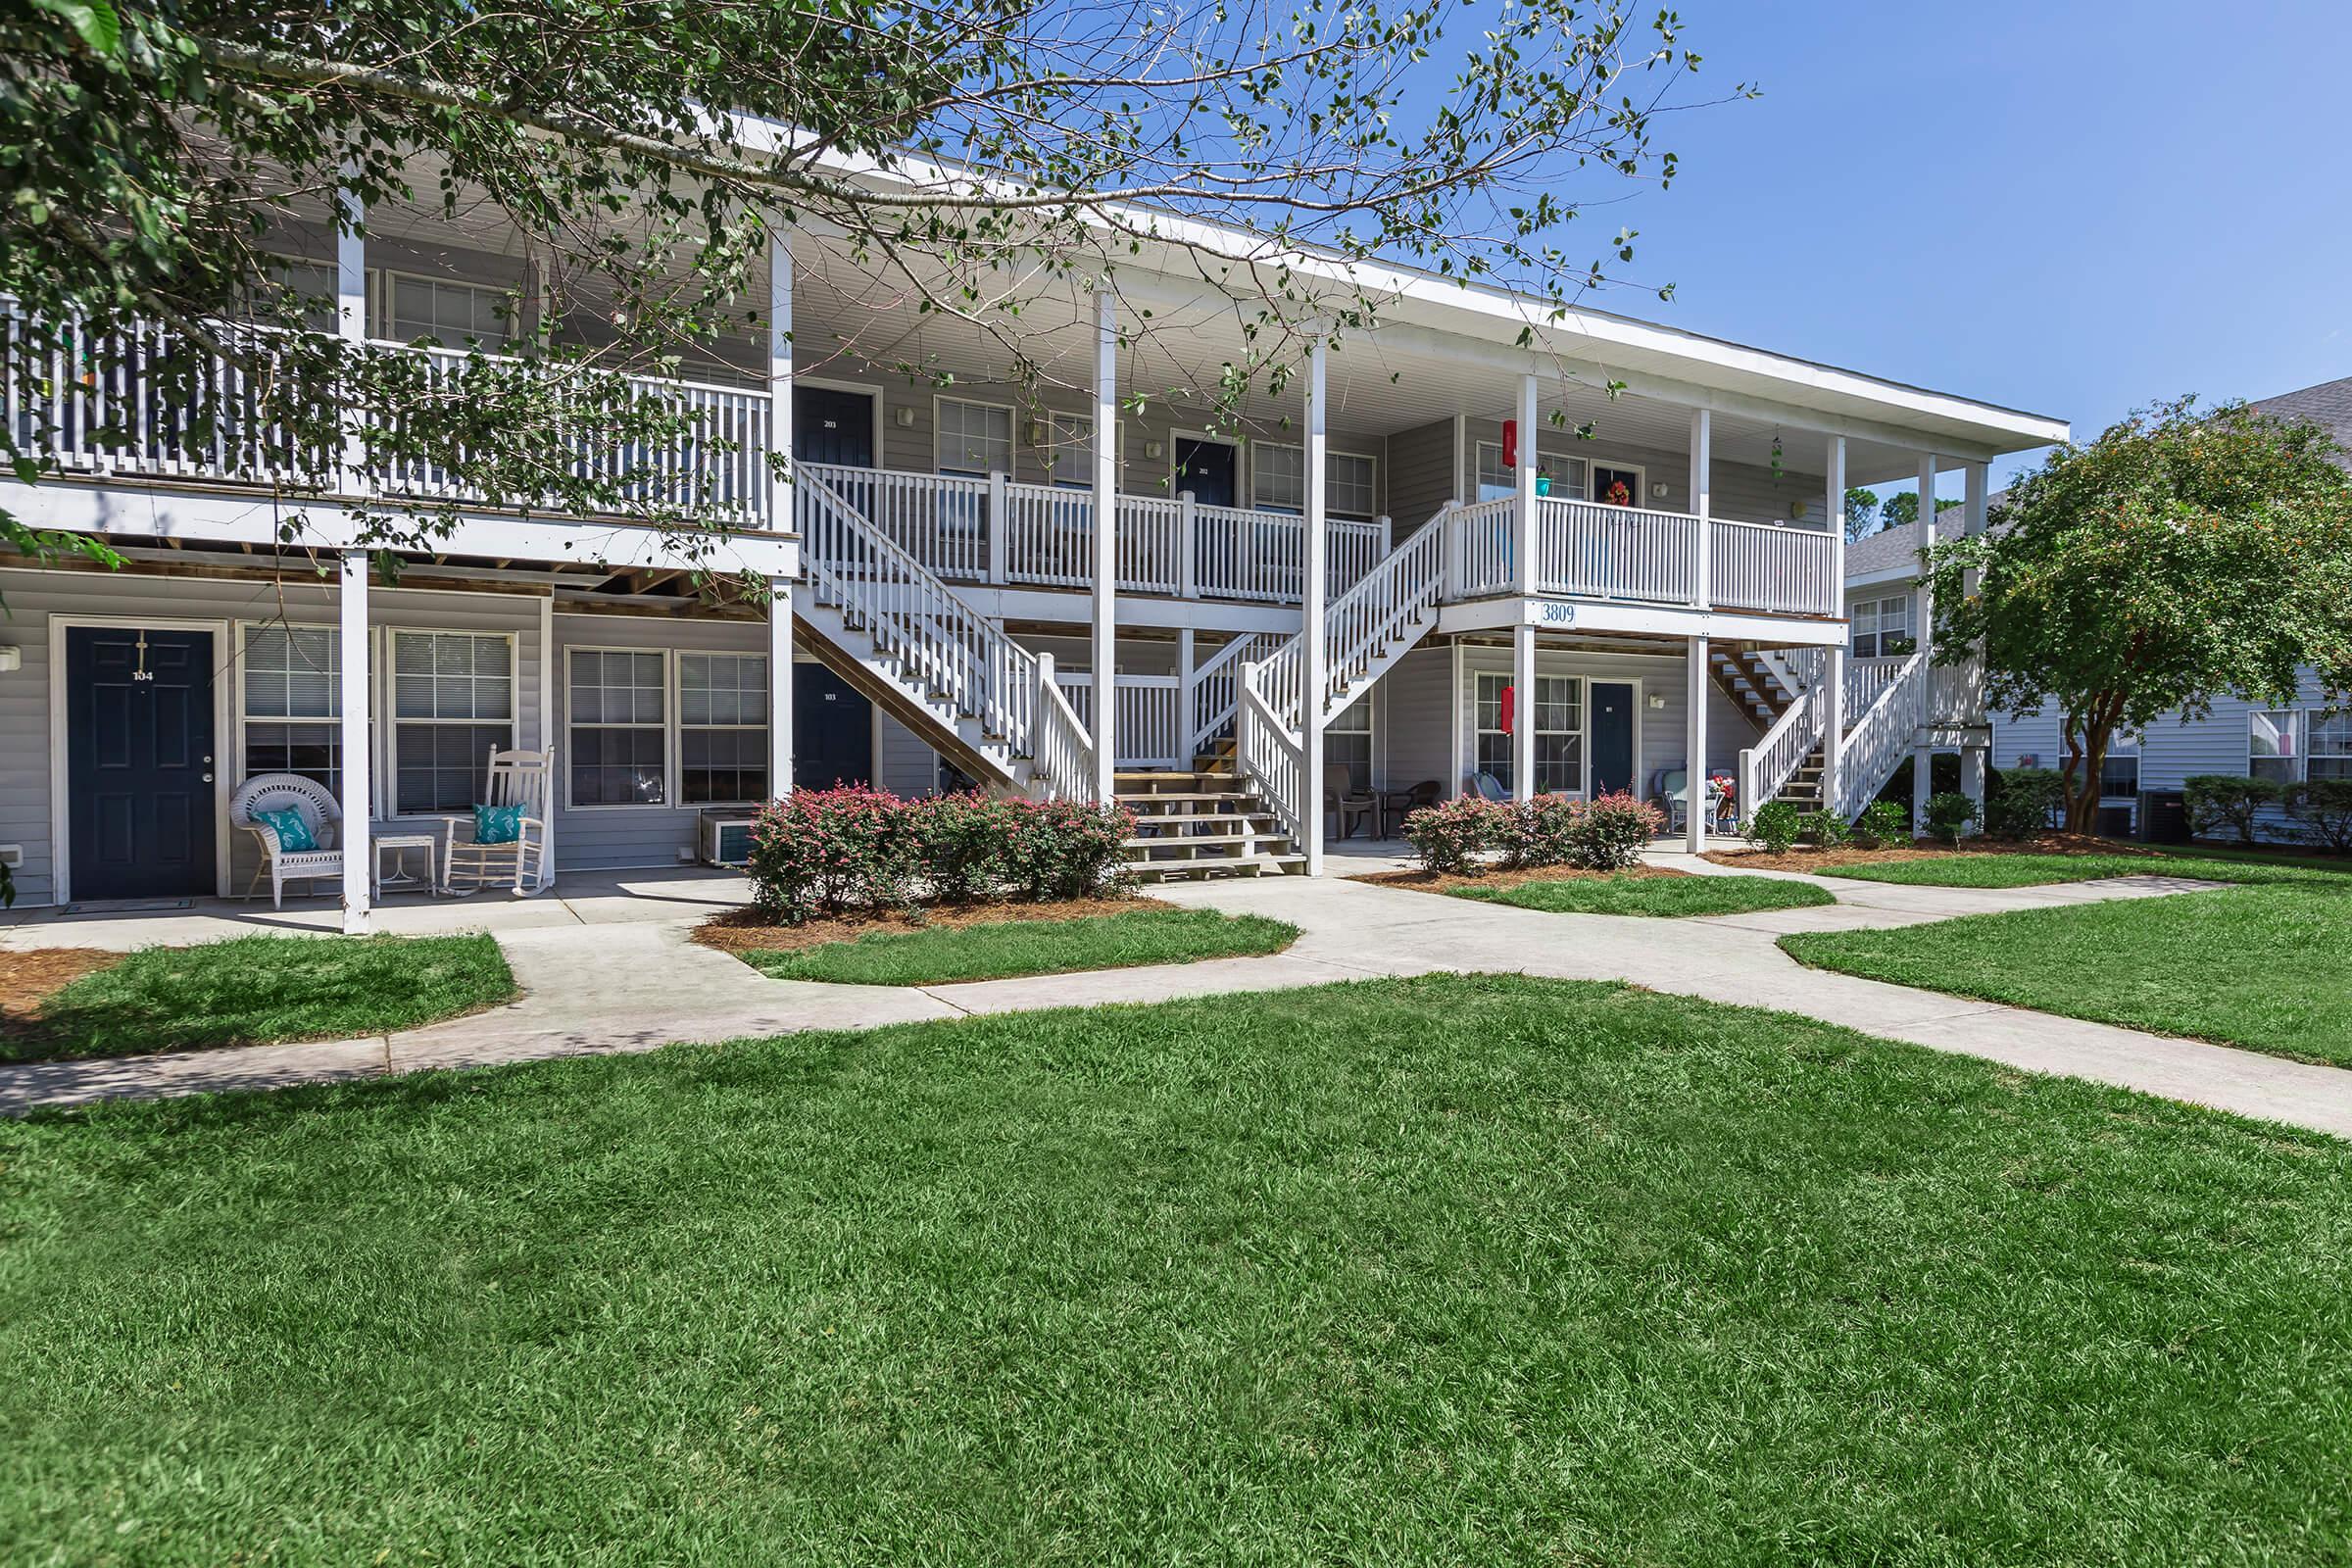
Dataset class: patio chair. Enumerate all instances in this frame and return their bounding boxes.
[230,772,344,908]
[440,746,554,896]
[1325,764,1377,841]
[1380,778,1442,837]
[1467,771,1510,803]
[1657,768,1731,835]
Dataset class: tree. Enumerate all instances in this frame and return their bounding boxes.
[1877,489,1962,534]
[1843,486,1881,541]
[2,0,1750,579]
[1926,396,2352,833]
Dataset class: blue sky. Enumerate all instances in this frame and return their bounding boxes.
[1571,0,2352,495]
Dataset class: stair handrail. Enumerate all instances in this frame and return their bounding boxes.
[1831,648,1931,819]
[1234,662,1306,843]
[1736,682,1822,826]
[1185,631,1287,759]
[1029,654,1099,804]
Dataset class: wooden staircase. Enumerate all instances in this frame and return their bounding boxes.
[1709,644,1796,724]
[1767,744,1827,811]
[1115,740,1307,882]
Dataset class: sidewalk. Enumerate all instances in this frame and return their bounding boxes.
[8,859,2349,1140]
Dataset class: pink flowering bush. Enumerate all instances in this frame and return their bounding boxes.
[748,787,1132,922]
[1404,791,1663,877]
[1401,797,1512,874]
[1565,791,1664,870]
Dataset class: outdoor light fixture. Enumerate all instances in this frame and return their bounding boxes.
[893,406,915,428]
[0,645,19,672]
[1144,439,1164,460]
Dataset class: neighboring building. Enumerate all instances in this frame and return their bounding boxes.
[0,134,2063,924]
[1842,376,2352,838]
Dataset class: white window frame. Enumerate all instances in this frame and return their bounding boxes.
[1472,670,1584,796]
[565,645,673,810]
[1324,691,1375,787]
[1040,411,1095,490]
[1477,439,1591,506]
[1850,595,1916,661]
[385,627,518,820]
[2250,709,2304,785]
[235,619,344,797]
[2095,734,2141,804]
[677,651,772,807]
[933,394,1016,477]
[1250,440,1308,514]
[377,268,517,351]
[1250,442,1379,519]
[2311,710,2352,782]
[1475,440,1513,503]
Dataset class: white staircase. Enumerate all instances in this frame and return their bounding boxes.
[795,467,1096,801]
[1737,649,1970,824]
[1235,507,1450,843]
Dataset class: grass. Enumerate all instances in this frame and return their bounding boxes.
[1449,871,1837,918]
[1786,882,2352,1066]
[1817,842,2352,890]
[7,974,2352,1564]
[732,905,1298,985]
[0,934,516,1061]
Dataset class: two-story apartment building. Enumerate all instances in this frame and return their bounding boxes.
[0,146,2066,927]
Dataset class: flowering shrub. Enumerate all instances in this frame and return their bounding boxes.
[1849,800,1912,849]
[1402,797,1510,875]
[1406,792,1661,875]
[748,787,1131,921]
[1564,791,1662,870]
[1984,766,2064,840]
[1799,808,1850,848]
[1503,794,1582,869]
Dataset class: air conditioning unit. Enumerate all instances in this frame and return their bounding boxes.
[699,811,758,868]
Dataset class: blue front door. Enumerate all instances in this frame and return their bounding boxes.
[1590,681,1636,797]
[793,662,873,790]
[65,627,218,901]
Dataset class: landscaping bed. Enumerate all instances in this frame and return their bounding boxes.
[1360,863,1835,917]
[1709,836,2350,889]
[7,974,2351,1563]
[0,934,516,1062]
[699,897,1298,986]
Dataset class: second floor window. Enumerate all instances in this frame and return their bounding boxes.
[936,398,1012,476]
[386,275,514,351]
[1251,444,1377,518]
[1044,414,1094,488]
[1850,596,1915,660]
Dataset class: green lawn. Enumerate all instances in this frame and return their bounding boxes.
[1786,883,2352,1066]
[7,975,2352,1564]
[1448,871,1838,917]
[734,905,1297,985]
[1,933,515,1061]
[1819,843,2352,890]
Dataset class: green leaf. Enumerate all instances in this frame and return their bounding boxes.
[34,0,121,57]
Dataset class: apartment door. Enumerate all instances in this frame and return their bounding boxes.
[64,626,218,901]
[793,662,874,790]
[1172,437,1238,509]
[1589,681,1637,797]
[794,386,875,468]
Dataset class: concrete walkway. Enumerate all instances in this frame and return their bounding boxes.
[8,858,2350,1140]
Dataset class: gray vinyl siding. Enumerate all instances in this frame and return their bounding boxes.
[0,566,545,906]
[1385,418,1458,535]
[1458,418,1828,529]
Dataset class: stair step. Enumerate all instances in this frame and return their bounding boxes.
[1123,810,1276,829]
[1129,852,1307,883]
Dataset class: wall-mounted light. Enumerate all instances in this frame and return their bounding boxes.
[1649,481,1668,499]
[893,405,915,428]
[1027,418,1048,445]
[0,645,20,673]
[1646,693,1666,710]
[1144,440,1165,461]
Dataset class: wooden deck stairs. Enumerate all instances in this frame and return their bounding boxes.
[1115,739,1307,883]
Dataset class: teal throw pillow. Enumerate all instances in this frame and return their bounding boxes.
[473,803,524,846]
[254,806,317,853]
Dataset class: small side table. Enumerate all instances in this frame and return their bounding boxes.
[373,833,440,898]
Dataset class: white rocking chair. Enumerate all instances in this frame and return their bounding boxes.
[230,772,345,908]
[439,746,554,896]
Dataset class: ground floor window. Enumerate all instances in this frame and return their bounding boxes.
[2311,711,2351,781]
[680,653,769,804]
[2250,710,2302,784]
[1325,694,1372,788]
[391,630,515,814]
[568,648,669,807]
[240,622,341,796]
[1475,671,1581,793]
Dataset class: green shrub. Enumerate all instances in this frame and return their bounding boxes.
[1502,795,1582,869]
[1565,792,1664,870]
[1746,799,1804,856]
[904,792,1013,903]
[749,788,1131,921]
[1849,800,1913,850]
[748,785,917,923]
[1403,797,1509,875]
[1925,791,1981,847]
[1000,798,1134,902]
[1799,810,1850,848]
[1984,766,2065,840]
[2290,779,2352,854]
[2185,775,2282,846]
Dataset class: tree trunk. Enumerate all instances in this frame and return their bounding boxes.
[2063,718,2112,835]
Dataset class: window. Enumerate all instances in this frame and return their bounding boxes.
[1328,453,1378,520]
[1252,442,1305,514]
[1043,413,1094,489]
[385,274,513,350]
[936,397,1012,476]
[1474,672,1581,793]
[1476,441,1512,503]
[241,623,341,795]
[391,630,514,814]
[2313,711,2352,782]
[1325,694,1372,788]
[680,654,769,804]
[568,649,668,807]
[1850,595,1915,660]
[2098,752,2140,801]
[2250,710,2302,784]
[257,259,341,333]
[1476,440,1585,504]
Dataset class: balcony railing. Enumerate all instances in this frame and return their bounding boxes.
[1443,493,1838,619]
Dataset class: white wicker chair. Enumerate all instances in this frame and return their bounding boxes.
[229,772,344,908]
[440,746,554,896]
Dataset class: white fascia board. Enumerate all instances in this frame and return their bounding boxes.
[1438,595,1849,647]
[1,479,798,576]
[1843,564,1921,592]
[952,583,1304,636]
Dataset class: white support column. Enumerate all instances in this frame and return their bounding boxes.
[1690,408,1713,610]
[986,471,1009,583]
[1177,491,1200,600]
[1514,372,1539,596]
[1912,451,1938,832]
[1090,286,1118,803]
[1447,641,1466,800]
[1176,627,1198,763]
[1958,458,1990,835]
[334,184,368,496]
[1686,634,1710,853]
[337,550,372,935]
[769,576,795,798]
[1302,332,1331,870]
[767,225,794,535]
[1823,436,1848,817]
[1511,620,1537,805]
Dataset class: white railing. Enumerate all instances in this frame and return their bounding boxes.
[801,461,986,578]
[1832,650,1930,819]
[1030,658,1100,805]
[1538,498,1702,605]
[1187,630,1287,758]
[997,478,1090,588]
[1055,672,1183,770]
[1928,650,1986,727]
[1844,655,1910,716]
[1446,497,1517,597]
[1737,685,1823,824]
[1235,666,1306,843]
[1711,517,1839,616]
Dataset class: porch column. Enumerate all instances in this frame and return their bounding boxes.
[1912,452,1937,830]
[1685,633,1709,853]
[1690,408,1713,610]
[337,550,372,935]
[767,223,794,535]
[769,577,795,799]
[1447,641,1466,800]
[334,182,368,496]
[1822,436,1848,817]
[1514,371,1539,596]
[1511,620,1537,805]
[1958,459,1991,835]
[1176,627,1198,765]
[1090,285,1117,802]
[1302,332,1330,868]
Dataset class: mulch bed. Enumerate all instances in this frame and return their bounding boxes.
[1352,863,1689,895]
[1702,833,2164,875]
[692,895,1177,956]
[0,949,123,1036]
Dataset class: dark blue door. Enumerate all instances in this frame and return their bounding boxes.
[794,387,875,468]
[65,627,217,901]
[1590,681,1636,798]
[793,662,873,790]
[1172,437,1238,508]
